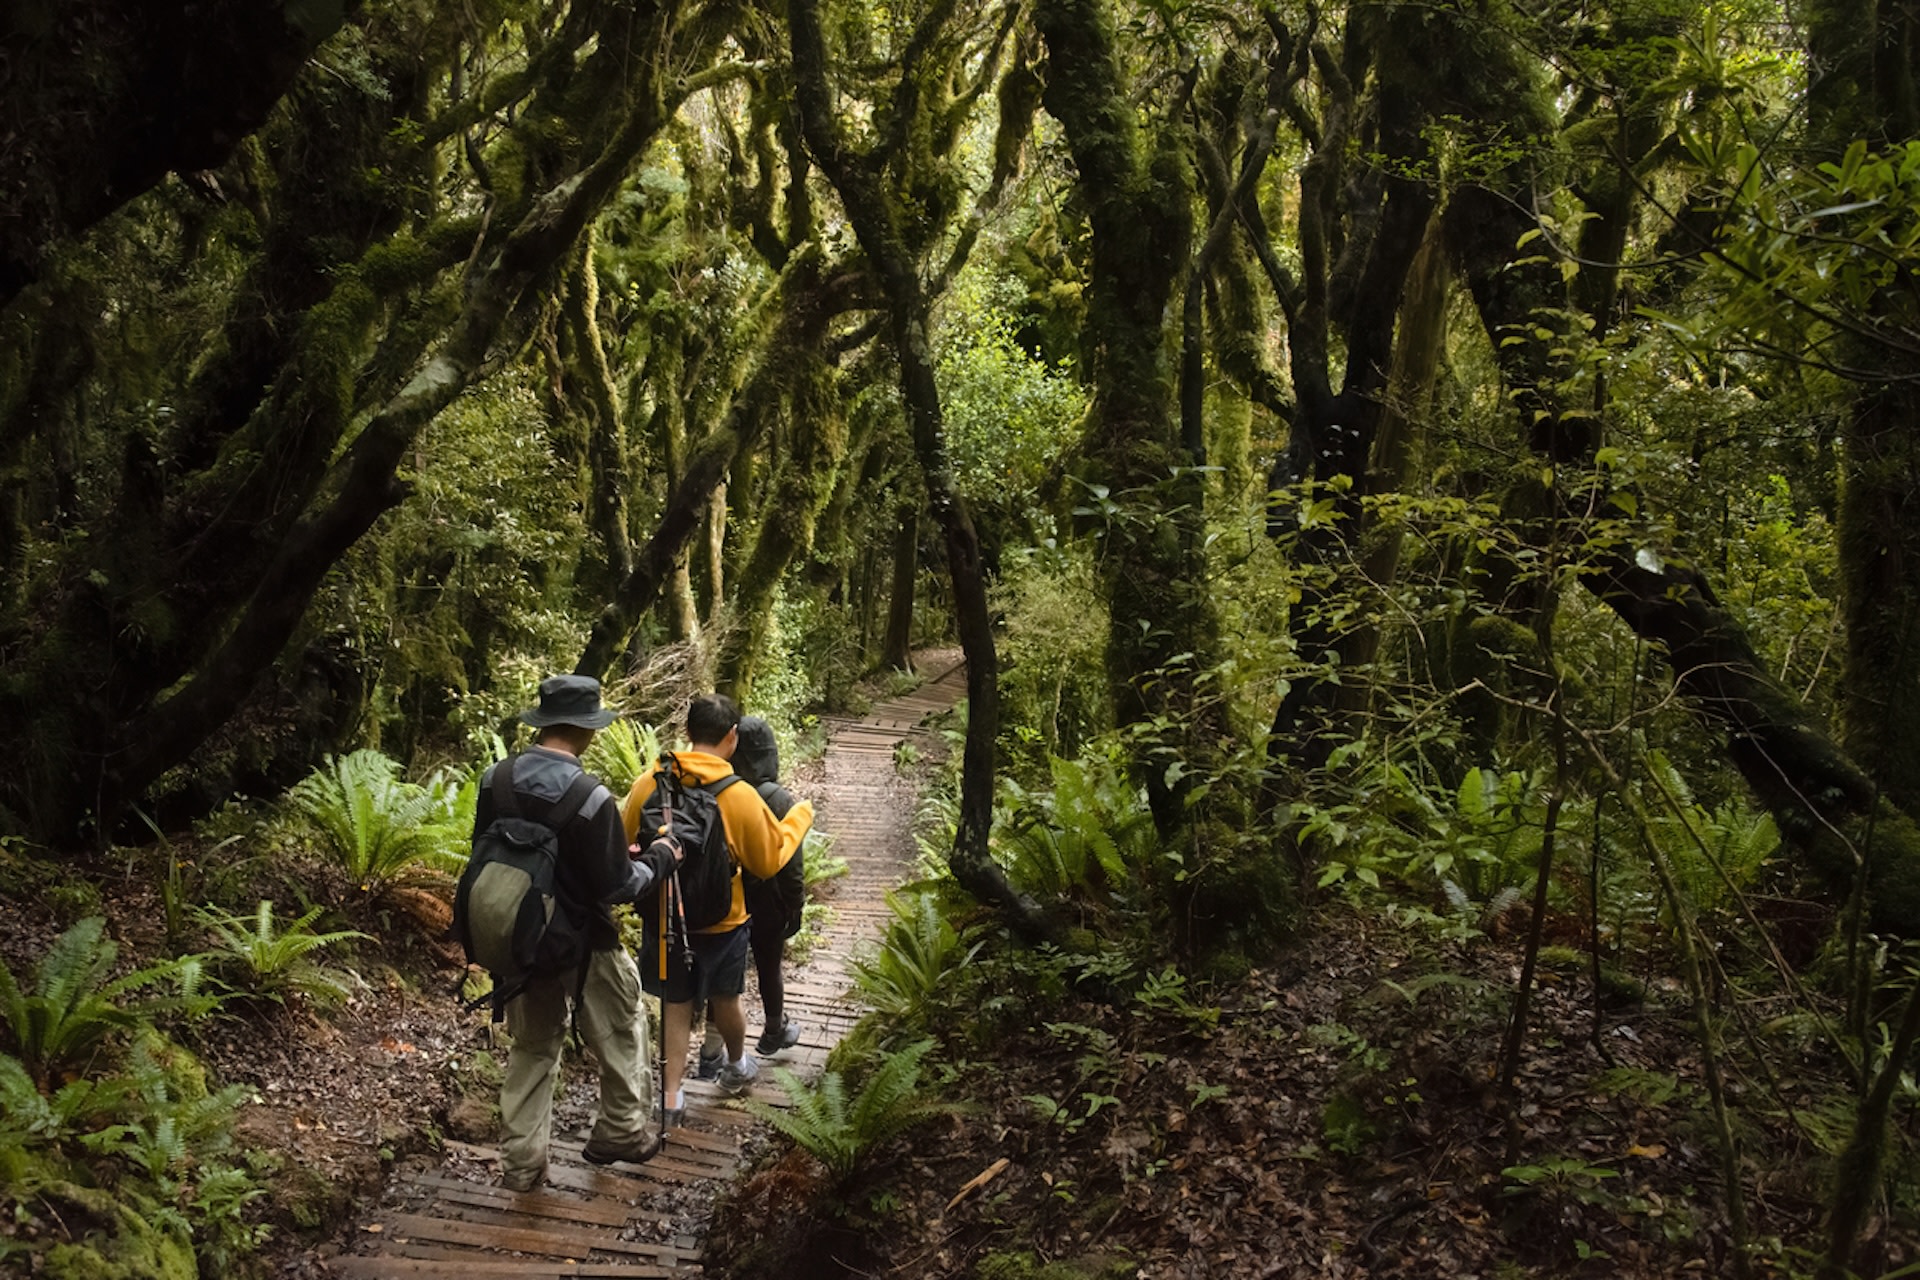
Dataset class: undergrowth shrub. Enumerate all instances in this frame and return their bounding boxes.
[991,538,1109,766]
[994,749,1155,904]
[0,928,267,1276]
[842,890,981,1059]
[288,748,467,894]
[582,719,661,793]
[195,901,369,1010]
[0,917,215,1090]
[744,1038,960,1185]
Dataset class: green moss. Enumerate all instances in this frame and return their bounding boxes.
[45,878,103,922]
[975,1248,1138,1279]
[274,1162,347,1231]
[1179,828,1296,964]
[34,1182,195,1280]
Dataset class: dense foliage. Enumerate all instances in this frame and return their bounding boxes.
[4,0,1920,1272]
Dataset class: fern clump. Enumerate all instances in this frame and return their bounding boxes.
[582,718,661,791]
[0,917,215,1090]
[196,901,369,1009]
[851,889,981,1028]
[743,1038,960,1182]
[289,748,468,894]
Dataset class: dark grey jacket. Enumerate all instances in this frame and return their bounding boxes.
[471,747,660,952]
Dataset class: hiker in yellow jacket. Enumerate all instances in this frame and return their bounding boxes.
[621,693,813,1126]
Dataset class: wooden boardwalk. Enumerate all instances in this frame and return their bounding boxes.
[328,658,968,1279]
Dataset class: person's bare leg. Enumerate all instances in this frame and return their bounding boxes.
[710,993,748,1060]
[662,1000,692,1106]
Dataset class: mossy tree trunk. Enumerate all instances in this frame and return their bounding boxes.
[1804,0,1920,1267]
[716,320,848,703]
[1034,0,1217,834]
[0,0,364,304]
[1445,14,1920,935]
[789,0,1047,938]
[882,503,921,673]
[1213,12,1436,773]
[0,2,751,843]
[1805,0,1920,823]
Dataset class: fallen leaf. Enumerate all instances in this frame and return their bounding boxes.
[1627,1143,1667,1160]
[946,1157,1010,1210]
[363,1224,383,1233]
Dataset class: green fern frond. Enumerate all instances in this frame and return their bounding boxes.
[851,890,979,1023]
[0,918,215,1088]
[197,901,368,1006]
[583,719,659,790]
[744,1039,957,1182]
[291,749,465,892]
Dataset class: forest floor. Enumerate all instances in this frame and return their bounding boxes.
[712,898,1912,1280]
[5,663,1915,1277]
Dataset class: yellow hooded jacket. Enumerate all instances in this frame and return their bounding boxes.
[620,750,814,934]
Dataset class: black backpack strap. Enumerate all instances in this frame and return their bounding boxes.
[705,774,742,797]
[490,755,522,819]
[544,769,599,832]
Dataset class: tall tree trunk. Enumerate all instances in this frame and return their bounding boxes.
[882,504,920,672]
[575,252,855,679]
[1035,0,1213,833]
[1451,170,1920,934]
[788,0,1045,938]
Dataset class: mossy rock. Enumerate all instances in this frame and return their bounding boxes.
[34,1182,195,1280]
[273,1162,349,1231]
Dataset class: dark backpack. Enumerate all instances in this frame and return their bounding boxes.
[638,754,742,933]
[452,757,597,1019]
[742,780,806,939]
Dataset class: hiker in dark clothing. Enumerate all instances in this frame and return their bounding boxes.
[472,675,680,1191]
[733,715,807,1056]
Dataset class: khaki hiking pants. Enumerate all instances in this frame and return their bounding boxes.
[500,947,652,1183]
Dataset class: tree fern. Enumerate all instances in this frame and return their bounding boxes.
[0,918,214,1090]
[289,748,465,892]
[742,1039,958,1181]
[196,901,368,1007]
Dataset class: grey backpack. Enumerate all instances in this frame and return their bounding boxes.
[452,757,596,1019]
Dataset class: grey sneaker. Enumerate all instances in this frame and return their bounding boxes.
[756,1020,801,1056]
[694,1044,725,1081]
[716,1055,759,1097]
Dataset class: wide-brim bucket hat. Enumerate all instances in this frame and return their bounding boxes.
[519,674,619,729]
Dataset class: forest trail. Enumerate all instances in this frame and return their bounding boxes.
[325,654,968,1279]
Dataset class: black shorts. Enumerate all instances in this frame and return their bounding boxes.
[639,924,751,1005]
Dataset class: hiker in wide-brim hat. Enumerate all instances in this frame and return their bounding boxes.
[520,674,619,729]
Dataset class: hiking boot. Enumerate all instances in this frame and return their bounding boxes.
[582,1132,659,1166]
[717,1055,759,1097]
[693,1043,725,1081]
[500,1164,545,1192]
[756,1019,800,1056]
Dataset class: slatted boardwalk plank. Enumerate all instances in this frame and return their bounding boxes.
[328,653,966,1278]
